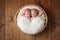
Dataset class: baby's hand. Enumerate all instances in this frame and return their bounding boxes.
[38,13,43,17]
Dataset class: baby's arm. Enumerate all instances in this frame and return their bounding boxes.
[38,12,43,17]
[22,13,25,16]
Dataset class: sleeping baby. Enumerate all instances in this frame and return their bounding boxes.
[28,9,46,34]
[22,9,31,20]
[31,9,38,20]
[31,9,44,20]
[17,9,31,30]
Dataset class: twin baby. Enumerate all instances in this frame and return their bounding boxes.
[22,9,42,21]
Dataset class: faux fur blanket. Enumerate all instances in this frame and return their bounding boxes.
[17,15,45,35]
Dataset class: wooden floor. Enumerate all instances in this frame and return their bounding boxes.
[0,0,60,40]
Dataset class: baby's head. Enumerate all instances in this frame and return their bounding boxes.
[31,9,38,17]
[24,9,31,17]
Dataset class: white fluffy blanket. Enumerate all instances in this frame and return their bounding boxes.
[17,15,45,35]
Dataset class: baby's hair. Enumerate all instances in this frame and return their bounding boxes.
[31,9,39,15]
[22,9,31,16]
[24,9,31,12]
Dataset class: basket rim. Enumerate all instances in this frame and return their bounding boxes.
[14,4,48,35]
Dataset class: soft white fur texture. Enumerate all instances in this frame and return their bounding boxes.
[17,5,46,35]
[17,15,45,35]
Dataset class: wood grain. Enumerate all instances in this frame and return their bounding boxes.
[51,0,60,40]
[0,0,5,40]
[0,0,60,40]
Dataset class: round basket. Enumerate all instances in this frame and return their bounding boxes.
[15,4,48,35]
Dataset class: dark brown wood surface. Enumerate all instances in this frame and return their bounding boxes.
[0,0,5,40]
[0,0,60,40]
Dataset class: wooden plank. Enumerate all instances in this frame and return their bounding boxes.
[0,0,5,40]
[51,0,60,40]
[5,0,20,40]
[3,0,19,40]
